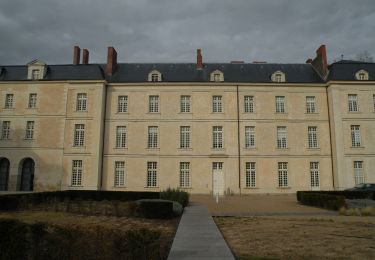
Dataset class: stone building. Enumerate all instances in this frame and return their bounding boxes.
[0,45,374,194]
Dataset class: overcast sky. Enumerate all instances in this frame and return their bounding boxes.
[0,0,374,65]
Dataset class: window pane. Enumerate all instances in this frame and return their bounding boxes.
[116,126,126,148]
[180,162,190,187]
[117,96,128,113]
[275,96,285,113]
[72,160,83,186]
[246,162,256,188]
[354,161,364,185]
[213,96,222,113]
[245,126,255,148]
[180,126,190,148]
[149,96,159,113]
[74,124,85,146]
[148,126,158,148]
[308,126,318,148]
[213,126,223,148]
[278,162,288,187]
[277,126,287,148]
[306,96,316,113]
[147,162,157,187]
[244,96,254,113]
[114,161,125,187]
[180,95,191,113]
[76,93,87,111]
[310,162,320,187]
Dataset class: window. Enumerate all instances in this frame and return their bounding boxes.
[149,95,159,113]
[278,162,288,187]
[31,69,40,80]
[277,126,287,149]
[213,162,223,170]
[310,162,320,188]
[308,126,318,148]
[179,162,190,188]
[28,93,37,108]
[246,162,256,188]
[271,71,286,83]
[354,161,364,185]
[148,126,158,148]
[351,125,361,147]
[348,94,358,112]
[4,94,13,109]
[212,96,222,113]
[25,121,34,140]
[114,161,125,187]
[1,121,10,140]
[147,162,157,187]
[180,126,190,149]
[275,96,285,113]
[244,96,254,113]
[180,95,191,113]
[210,70,224,82]
[151,74,159,82]
[245,126,255,148]
[355,70,369,80]
[117,96,128,113]
[306,96,316,113]
[76,93,87,111]
[71,160,83,186]
[74,124,85,147]
[213,74,220,82]
[212,126,223,149]
[116,126,126,148]
[148,70,162,82]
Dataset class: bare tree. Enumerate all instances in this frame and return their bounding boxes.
[354,51,374,62]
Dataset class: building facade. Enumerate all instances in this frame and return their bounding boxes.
[0,45,374,194]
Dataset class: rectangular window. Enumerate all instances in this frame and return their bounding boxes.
[116,126,126,148]
[117,96,128,113]
[4,94,13,109]
[151,73,159,82]
[147,162,157,187]
[148,126,158,148]
[308,126,318,148]
[246,162,256,188]
[25,121,34,140]
[76,93,87,111]
[278,162,288,187]
[351,125,361,147]
[213,162,223,170]
[354,161,364,185]
[149,95,159,113]
[180,126,190,149]
[71,160,83,186]
[31,69,40,80]
[245,126,255,148]
[180,162,190,188]
[212,95,222,113]
[277,126,287,149]
[180,95,191,113]
[275,96,285,113]
[306,96,316,113]
[28,93,37,108]
[213,126,223,149]
[310,162,320,188]
[74,124,85,147]
[348,94,358,112]
[1,121,10,140]
[114,161,125,187]
[244,96,254,113]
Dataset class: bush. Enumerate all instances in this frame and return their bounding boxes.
[297,191,346,210]
[0,219,29,259]
[160,188,189,207]
[136,199,175,219]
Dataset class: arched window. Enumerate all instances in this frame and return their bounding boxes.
[0,158,10,191]
[148,70,162,82]
[355,70,369,80]
[271,71,286,83]
[210,70,224,82]
[20,158,35,191]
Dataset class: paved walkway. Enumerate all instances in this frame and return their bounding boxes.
[168,203,235,260]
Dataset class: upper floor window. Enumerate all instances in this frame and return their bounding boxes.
[180,126,190,149]
[355,70,369,81]
[117,96,128,113]
[28,93,37,108]
[271,71,286,83]
[308,126,318,148]
[71,160,83,186]
[245,126,255,148]
[148,126,158,148]
[244,96,254,113]
[76,93,87,111]
[306,96,316,114]
[180,95,191,113]
[116,126,127,148]
[275,96,285,113]
[31,69,40,80]
[147,162,157,187]
[27,59,46,80]
[25,121,34,140]
[114,161,125,187]
[74,124,85,147]
[310,162,320,188]
[4,94,13,109]
[212,95,223,113]
[149,95,159,113]
[278,162,288,187]
[351,125,361,147]
[277,126,287,149]
[210,70,224,82]
[179,162,190,188]
[1,121,10,140]
[348,94,358,112]
[148,70,162,82]
[353,161,364,185]
[212,126,223,149]
[246,162,256,188]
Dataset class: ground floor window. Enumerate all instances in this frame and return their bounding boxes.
[278,162,288,187]
[245,162,256,188]
[310,162,320,188]
[179,162,190,188]
[114,161,125,187]
[147,162,157,187]
[354,161,364,185]
[71,160,83,186]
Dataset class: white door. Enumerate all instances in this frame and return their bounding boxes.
[213,162,224,196]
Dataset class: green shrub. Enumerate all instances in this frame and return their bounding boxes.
[136,199,175,219]
[160,188,189,207]
[297,191,346,210]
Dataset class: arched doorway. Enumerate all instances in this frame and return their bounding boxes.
[0,158,10,191]
[20,158,35,191]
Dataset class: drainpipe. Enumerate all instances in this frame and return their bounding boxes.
[236,85,242,195]
[99,83,108,190]
[326,85,336,190]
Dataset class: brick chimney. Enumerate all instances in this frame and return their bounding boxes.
[197,49,203,69]
[73,46,80,65]
[311,45,328,78]
[82,49,89,64]
[106,47,117,76]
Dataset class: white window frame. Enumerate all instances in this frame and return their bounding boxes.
[180,95,191,113]
[1,121,10,140]
[116,126,126,148]
[354,161,364,185]
[348,94,358,112]
[179,162,190,188]
[28,93,37,108]
[278,162,288,187]
[306,96,316,114]
[147,162,157,187]
[74,124,85,147]
[245,126,255,148]
[31,69,40,80]
[212,95,223,113]
[149,95,159,113]
[76,93,87,112]
[355,70,369,80]
[71,160,83,186]
[114,161,125,187]
[180,126,190,149]
[244,96,254,113]
[271,71,286,83]
[277,126,287,149]
[212,126,223,149]
[117,95,128,113]
[275,96,285,113]
[308,126,318,148]
[246,162,256,188]
[148,126,158,148]
[25,121,34,140]
[351,125,361,147]
[310,162,320,188]
[4,94,13,109]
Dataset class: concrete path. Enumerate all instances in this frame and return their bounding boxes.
[168,203,235,260]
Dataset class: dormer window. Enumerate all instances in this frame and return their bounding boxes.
[271,71,286,83]
[148,70,162,82]
[31,69,40,80]
[27,59,46,80]
[210,70,224,82]
[355,70,369,80]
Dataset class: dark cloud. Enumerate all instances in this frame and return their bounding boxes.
[0,0,374,65]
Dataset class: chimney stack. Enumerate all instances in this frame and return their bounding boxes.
[311,44,328,78]
[196,49,203,69]
[106,46,118,76]
[82,49,89,64]
[305,58,312,63]
[73,46,81,65]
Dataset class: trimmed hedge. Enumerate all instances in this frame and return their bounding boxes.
[136,199,175,219]
[160,188,189,207]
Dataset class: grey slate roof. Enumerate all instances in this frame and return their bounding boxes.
[328,61,375,81]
